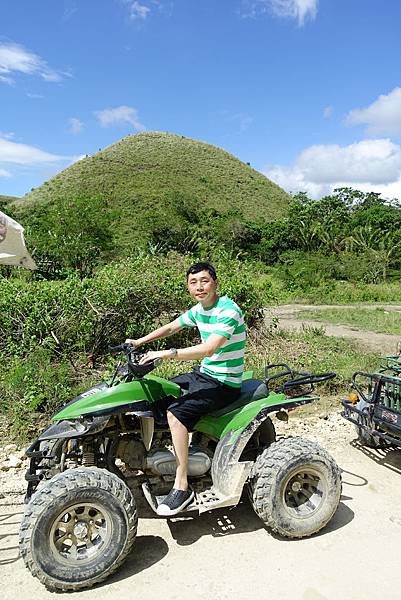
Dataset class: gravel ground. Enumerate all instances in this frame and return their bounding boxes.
[1,412,401,600]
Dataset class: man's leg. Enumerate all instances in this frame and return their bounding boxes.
[167,410,189,491]
[156,411,193,516]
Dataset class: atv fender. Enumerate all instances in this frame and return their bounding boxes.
[199,395,318,512]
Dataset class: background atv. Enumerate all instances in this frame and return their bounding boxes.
[20,345,342,592]
[342,354,401,449]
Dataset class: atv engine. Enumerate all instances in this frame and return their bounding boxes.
[146,447,211,476]
[115,438,211,477]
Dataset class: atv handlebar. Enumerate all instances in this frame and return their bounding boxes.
[108,343,134,354]
[108,343,160,378]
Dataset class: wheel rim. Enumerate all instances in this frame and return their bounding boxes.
[49,502,113,565]
[281,466,327,519]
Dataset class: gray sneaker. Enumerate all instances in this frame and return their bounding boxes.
[156,488,195,516]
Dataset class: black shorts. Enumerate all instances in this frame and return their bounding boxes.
[156,369,241,432]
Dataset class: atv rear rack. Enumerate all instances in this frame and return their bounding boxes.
[265,363,335,398]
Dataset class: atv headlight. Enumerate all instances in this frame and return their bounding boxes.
[348,392,359,405]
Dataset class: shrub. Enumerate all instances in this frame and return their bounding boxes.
[0,348,77,440]
[0,252,264,438]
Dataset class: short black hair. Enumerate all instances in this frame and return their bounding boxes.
[186,262,217,281]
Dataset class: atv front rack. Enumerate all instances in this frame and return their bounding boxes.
[341,371,401,448]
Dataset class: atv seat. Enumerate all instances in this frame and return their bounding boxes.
[210,379,268,417]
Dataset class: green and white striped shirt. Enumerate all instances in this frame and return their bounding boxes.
[178,295,246,388]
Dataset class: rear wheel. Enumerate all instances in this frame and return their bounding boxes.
[248,437,341,538]
[19,467,137,592]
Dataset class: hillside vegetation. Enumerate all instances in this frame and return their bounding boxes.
[0,195,20,211]
[1,131,401,441]
[19,132,289,219]
[10,132,290,270]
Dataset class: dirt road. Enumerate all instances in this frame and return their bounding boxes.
[269,303,401,354]
[1,415,401,600]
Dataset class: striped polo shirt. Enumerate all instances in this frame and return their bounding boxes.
[178,295,246,388]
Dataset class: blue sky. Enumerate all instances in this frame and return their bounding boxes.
[1,0,401,200]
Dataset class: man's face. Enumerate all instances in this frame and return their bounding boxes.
[187,270,218,306]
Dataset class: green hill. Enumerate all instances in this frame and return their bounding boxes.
[0,195,20,211]
[12,132,290,266]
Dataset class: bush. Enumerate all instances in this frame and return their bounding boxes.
[274,251,342,292]
[0,348,77,440]
[0,252,264,438]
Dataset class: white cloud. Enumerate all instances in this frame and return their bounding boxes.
[264,139,401,200]
[221,110,253,132]
[68,117,84,135]
[346,87,401,137]
[0,74,13,85]
[0,42,64,84]
[0,131,15,140]
[323,105,333,119]
[0,137,65,165]
[242,0,318,25]
[62,5,78,21]
[69,154,87,166]
[94,105,146,131]
[122,1,151,19]
[131,1,151,19]
[27,92,45,99]
[0,168,11,178]
[120,1,172,21]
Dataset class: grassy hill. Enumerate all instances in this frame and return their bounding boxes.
[0,195,20,211]
[11,132,290,266]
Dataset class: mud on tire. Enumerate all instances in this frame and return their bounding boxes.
[248,437,342,538]
[19,467,138,592]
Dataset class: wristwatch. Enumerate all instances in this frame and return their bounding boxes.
[169,348,178,357]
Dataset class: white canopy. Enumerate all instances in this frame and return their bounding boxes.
[0,210,37,269]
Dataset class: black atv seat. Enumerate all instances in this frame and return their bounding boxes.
[210,379,268,417]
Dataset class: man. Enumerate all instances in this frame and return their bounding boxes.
[126,261,246,516]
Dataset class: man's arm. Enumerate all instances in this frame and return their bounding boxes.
[126,318,183,348]
[139,333,227,364]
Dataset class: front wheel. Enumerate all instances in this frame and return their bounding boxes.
[19,467,138,592]
[354,399,381,448]
[248,437,341,538]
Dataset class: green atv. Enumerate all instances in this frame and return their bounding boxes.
[20,345,342,592]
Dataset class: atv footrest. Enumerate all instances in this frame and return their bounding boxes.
[142,481,238,515]
[141,481,198,514]
[25,450,48,459]
[25,472,43,483]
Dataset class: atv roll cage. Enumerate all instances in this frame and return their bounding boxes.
[379,354,401,377]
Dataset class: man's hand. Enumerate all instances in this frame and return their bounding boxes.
[125,338,141,349]
[139,350,167,365]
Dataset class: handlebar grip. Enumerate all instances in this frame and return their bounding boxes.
[108,343,133,353]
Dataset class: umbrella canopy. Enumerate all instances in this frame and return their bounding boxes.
[0,210,37,269]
